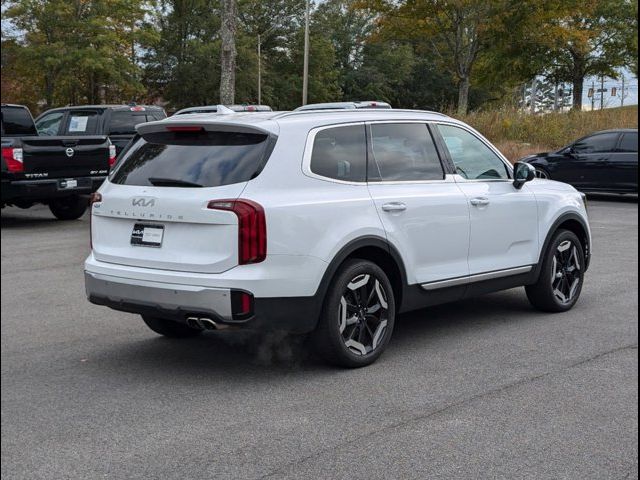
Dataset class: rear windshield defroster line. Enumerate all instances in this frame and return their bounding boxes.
[110,130,277,188]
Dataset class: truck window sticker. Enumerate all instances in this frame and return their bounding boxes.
[69,116,90,132]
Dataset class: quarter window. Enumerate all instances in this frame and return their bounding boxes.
[618,132,638,153]
[369,123,444,181]
[438,124,509,180]
[572,133,619,154]
[310,125,367,182]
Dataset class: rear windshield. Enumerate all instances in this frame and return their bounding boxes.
[109,111,165,135]
[110,130,273,188]
[1,107,37,136]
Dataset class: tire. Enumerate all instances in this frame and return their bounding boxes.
[48,195,88,220]
[312,259,396,368]
[142,315,202,338]
[526,229,585,312]
[534,167,551,180]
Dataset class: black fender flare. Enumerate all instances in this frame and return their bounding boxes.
[533,212,591,280]
[309,235,408,318]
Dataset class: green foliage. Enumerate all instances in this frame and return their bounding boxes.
[3,0,151,110]
[1,0,638,113]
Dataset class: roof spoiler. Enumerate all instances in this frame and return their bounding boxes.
[136,120,273,137]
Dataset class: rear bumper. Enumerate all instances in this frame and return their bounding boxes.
[1,176,105,204]
[84,270,321,335]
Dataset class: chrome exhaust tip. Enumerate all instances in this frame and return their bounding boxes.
[186,317,203,329]
[198,318,219,330]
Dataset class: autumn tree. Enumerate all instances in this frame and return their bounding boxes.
[358,0,505,114]
[3,0,151,109]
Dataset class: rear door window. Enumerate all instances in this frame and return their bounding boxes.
[369,123,444,181]
[309,125,366,182]
[618,132,638,153]
[111,129,273,188]
[1,107,37,136]
[64,111,100,135]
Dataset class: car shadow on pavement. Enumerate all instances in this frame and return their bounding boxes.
[87,289,537,378]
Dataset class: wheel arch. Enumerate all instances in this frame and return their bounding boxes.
[536,212,591,279]
[314,236,408,316]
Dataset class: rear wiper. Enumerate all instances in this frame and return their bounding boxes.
[148,177,204,188]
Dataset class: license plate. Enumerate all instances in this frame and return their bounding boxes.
[131,223,164,248]
[61,179,78,189]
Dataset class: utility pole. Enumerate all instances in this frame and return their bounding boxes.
[553,82,559,111]
[530,77,537,114]
[522,82,527,111]
[621,77,625,107]
[600,75,605,110]
[591,80,595,111]
[302,0,310,106]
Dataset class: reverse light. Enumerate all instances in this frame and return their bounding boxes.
[108,144,117,167]
[2,147,24,173]
[208,199,266,265]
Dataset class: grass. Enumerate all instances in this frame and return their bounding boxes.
[450,105,639,163]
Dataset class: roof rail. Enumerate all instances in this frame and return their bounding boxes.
[273,108,450,120]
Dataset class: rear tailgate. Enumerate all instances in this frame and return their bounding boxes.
[91,119,277,274]
[92,183,245,273]
[20,136,110,179]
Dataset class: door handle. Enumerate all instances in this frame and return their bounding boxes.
[381,202,407,212]
[470,197,490,207]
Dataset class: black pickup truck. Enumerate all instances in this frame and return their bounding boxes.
[34,104,166,155]
[1,104,112,220]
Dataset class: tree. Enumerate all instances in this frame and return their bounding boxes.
[3,0,150,110]
[220,0,238,104]
[545,0,636,110]
[358,0,504,114]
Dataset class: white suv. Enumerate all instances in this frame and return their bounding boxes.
[85,109,591,367]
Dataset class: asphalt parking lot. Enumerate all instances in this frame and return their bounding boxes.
[1,197,638,480]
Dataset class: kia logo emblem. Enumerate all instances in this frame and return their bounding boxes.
[65,148,75,158]
[132,197,156,207]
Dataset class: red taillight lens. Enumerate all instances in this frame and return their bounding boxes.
[208,199,266,265]
[231,290,254,319]
[166,126,205,133]
[2,147,24,172]
[89,193,102,249]
[108,145,117,167]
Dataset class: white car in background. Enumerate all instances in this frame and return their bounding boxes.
[85,108,591,367]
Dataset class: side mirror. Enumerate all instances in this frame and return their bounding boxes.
[513,162,536,189]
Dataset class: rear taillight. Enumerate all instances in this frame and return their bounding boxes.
[89,193,102,249]
[108,145,117,167]
[208,199,266,265]
[2,147,24,172]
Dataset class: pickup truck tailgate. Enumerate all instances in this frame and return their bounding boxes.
[20,136,110,178]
